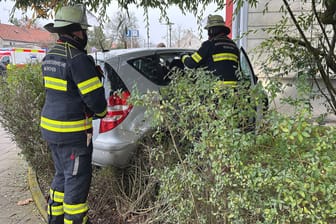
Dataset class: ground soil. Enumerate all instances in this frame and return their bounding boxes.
[37,166,154,224]
[36,166,125,224]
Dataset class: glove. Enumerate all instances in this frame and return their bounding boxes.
[170,58,184,70]
[180,54,190,63]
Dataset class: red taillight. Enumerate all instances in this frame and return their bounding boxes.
[99,91,132,133]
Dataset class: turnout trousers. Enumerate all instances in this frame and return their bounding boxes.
[47,140,93,224]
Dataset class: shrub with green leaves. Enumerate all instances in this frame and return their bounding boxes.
[0,65,50,169]
[134,69,336,224]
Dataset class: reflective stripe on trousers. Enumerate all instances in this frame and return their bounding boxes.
[48,189,64,223]
[48,141,93,224]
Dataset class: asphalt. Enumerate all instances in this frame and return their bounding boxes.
[0,125,46,224]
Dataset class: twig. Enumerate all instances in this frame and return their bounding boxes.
[167,125,201,223]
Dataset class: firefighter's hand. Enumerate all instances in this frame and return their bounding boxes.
[169,58,185,71]
[94,113,106,119]
[94,107,107,119]
[180,54,189,63]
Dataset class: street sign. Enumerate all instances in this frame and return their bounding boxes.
[126,30,139,37]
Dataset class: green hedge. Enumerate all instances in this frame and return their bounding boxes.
[0,65,50,169]
[134,69,336,223]
[1,64,335,223]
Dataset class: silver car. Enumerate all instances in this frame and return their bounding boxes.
[91,47,267,168]
[91,48,195,167]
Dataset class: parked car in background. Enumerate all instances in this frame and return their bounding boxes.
[91,47,267,168]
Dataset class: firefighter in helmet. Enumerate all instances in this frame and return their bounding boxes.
[181,14,240,87]
[41,4,107,224]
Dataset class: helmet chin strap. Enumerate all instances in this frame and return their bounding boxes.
[60,30,87,49]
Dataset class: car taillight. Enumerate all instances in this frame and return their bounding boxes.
[99,91,132,133]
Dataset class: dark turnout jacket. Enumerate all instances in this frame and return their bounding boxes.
[40,36,107,144]
[182,33,240,82]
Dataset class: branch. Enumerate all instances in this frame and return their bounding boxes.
[311,71,336,114]
[328,24,336,70]
[167,125,201,223]
[282,0,313,51]
[282,0,336,109]
[312,0,332,49]
[274,36,324,56]
[312,0,336,74]
[278,35,336,73]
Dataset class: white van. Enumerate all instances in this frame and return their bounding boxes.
[0,48,46,68]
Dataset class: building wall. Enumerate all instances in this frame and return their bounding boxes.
[245,0,335,121]
[247,1,307,51]
[0,39,43,48]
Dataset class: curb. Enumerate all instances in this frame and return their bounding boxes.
[27,166,48,223]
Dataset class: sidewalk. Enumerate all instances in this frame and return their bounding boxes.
[0,125,45,224]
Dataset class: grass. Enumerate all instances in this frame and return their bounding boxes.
[36,143,157,224]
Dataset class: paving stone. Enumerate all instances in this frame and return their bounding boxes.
[0,125,45,224]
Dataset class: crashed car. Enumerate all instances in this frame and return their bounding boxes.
[91,47,267,167]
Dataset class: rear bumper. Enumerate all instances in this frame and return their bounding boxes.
[92,141,137,168]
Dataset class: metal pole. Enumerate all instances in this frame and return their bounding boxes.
[166,25,169,47]
[169,24,172,47]
[162,22,174,47]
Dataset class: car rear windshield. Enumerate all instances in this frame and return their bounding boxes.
[104,62,128,95]
[128,53,186,86]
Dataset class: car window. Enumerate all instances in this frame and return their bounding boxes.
[239,47,257,85]
[104,62,128,94]
[128,53,186,86]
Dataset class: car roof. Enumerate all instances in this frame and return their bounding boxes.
[91,47,196,61]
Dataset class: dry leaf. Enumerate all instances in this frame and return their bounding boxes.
[17,198,33,206]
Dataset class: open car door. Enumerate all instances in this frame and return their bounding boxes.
[239,47,268,131]
[240,47,258,86]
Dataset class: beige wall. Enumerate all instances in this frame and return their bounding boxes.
[246,0,315,52]
[245,0,335,121]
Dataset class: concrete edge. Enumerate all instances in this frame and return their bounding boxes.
[27,166,48,222]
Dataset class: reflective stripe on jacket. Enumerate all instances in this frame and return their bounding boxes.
[40,37,107,144]
[182,34,240,82]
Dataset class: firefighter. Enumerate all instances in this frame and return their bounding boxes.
[41,4,107,224]
[181,15,258,130]
[181,14,240,87]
